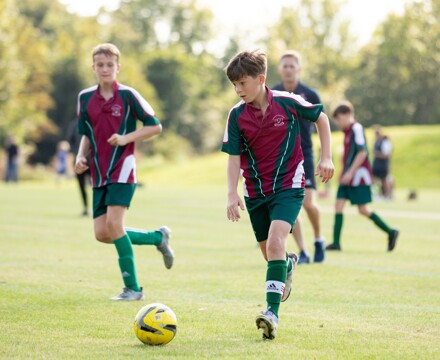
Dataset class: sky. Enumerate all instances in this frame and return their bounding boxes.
[60,0,411,50]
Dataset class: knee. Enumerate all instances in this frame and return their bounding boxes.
[358,207,370,217]
[106,217,123,235]
[94,230,112,243]
[266,235,284,254]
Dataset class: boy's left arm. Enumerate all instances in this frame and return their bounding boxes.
[314,112,334,183]
[107,125,162,146]
[340,150,368,185]
[108,89,162,146]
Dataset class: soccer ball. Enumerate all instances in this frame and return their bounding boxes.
[134,303,177,345]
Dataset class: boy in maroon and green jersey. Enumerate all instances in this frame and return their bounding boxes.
[222,50,334,340]
[327,101,399,252]
[75,43,174,301]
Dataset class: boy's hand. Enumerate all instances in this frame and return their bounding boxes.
[315,158,334,183]
[108,134,128,146]
[340,171,353,185]
[75,156,89,174]
[227,193,245,222]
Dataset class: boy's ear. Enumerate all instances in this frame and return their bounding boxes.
[258,74,266,85]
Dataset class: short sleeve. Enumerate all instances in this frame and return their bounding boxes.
[352,123,368,152]
[289,93,323,123]
[128,88,160,126]
[221,108,241,155]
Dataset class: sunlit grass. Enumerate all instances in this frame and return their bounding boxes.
[1,168,439,359]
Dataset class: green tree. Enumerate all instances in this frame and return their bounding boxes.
[146,48,228,153]
[265,0,355,105]
[14,0,91,163]
[346,0,440,126]
[0,0,52,143]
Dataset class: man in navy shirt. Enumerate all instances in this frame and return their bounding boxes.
[272,51,326,264]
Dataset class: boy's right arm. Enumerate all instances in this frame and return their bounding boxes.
[226,155,244,222]
[74,136,90,174]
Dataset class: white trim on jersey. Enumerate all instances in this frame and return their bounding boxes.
[77,85,98,116]
[352,166,372,186]
[118,84,155,116]
[105,105,131,184]
[241,169,249,197]
[272,90,314,107]
[247,147,265,197]
[118,154,136,183]
[273,129,292,192]
[291,160,304,188]
[223,100,244,143]
[222,120,229,143]
[352,123,366,146]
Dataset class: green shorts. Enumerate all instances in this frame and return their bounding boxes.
[337,185,371,205]
[93,183,136,218]
[245,188,305,242]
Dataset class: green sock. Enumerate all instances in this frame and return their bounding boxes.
[266,260,287,318]
[125,227,162,246]
[369,212,392,234]
[286,253,293,273]
[114,234,140,292]
[333,213,343,246]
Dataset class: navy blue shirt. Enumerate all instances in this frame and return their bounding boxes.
[272,82,322,157]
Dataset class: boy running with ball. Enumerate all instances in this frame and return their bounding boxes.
[75,43,174,301]
[222,50,334,339]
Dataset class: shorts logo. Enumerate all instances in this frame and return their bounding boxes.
[273,115,285,127]
[111,105,122,117]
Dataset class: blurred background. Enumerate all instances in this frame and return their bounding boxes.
[0,0,439,189]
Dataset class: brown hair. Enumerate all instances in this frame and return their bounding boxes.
[279,50,301,65]
[225,50,267,82]
[92,43,120,62]
[332,101,355,118]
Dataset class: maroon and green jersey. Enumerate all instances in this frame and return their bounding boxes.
[341,122,373,187]
[77,81,160,188]
[222,87,323,198]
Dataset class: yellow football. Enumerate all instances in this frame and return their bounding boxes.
[134,303,177,345]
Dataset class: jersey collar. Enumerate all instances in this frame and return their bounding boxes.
[247,86,273,110]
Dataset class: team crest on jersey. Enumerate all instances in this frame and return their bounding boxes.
[111,105,122,117]
[273,114,285,127]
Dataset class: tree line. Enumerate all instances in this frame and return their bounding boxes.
[0,0,439,165]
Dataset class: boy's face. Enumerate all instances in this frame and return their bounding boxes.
[333,113,352,130]
[92,53,120,85]
[278,57,300,83]
[232,75,265,104]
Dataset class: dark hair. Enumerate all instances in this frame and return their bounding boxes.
[332,101,354,118]
[225,50,267,82]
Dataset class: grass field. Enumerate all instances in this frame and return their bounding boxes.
[1,165,440,358]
